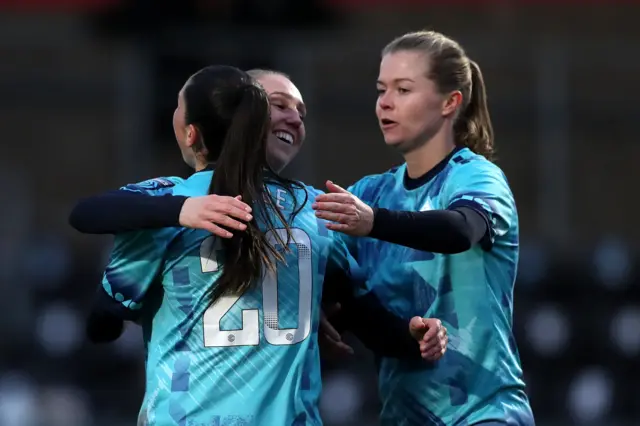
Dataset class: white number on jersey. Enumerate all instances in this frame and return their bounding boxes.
[200,228,313,347]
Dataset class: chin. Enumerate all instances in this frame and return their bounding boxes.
[267,153,289,174]
[383,136,404,147]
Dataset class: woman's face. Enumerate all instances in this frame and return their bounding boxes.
[257,73,307,172]
[375,50,449,154]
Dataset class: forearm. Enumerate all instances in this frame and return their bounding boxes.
[69,190,186,234]
[368,206,489,253]
[86,285,130,343]
[321,253,421,359]
[334,292,422,360]
[86,308,125,343]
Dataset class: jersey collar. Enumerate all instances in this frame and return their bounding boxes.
[403,146,463,190]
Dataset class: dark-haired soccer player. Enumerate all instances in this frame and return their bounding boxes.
[100,65,385,425]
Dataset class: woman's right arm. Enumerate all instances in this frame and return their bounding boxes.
[69,191,186,234]
[69,191,252,237]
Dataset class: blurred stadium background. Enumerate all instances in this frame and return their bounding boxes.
[1,0,639,425]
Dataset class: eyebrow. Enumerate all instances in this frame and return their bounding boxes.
[269,91,306,113]
[376,78,415,85]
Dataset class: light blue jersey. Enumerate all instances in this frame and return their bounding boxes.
[102,171,352,426]
[346,148,533,426]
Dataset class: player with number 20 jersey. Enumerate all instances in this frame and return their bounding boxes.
[100,171,349,426]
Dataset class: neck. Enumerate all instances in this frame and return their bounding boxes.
[194,155,209,172]
[404,128,457,179]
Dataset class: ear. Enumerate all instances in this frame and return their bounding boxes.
[185,124,199,148]
[441,90,463,118]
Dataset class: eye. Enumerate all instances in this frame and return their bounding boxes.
[376,88,385,96]
[397,87,409,94]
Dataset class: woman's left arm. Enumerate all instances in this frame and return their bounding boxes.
[313,180,489,254]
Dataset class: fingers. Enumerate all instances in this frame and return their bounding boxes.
[422,333,447,361]
[325,223,351,232]
[323,302,341,318]
[208,212,248,231]
[314,193,352,204]
[420,319,441,343]
[421,325,448,361]
[412,318,446,361]
[201,222,234,239]
[319,333,355,357]
[313,194,357,227]
[315,211,350,224]
[409,316,427,339]
[320,313,342,342]
[212,203,253,223]
[330,339,355,355]
[224,195,251,212]
[325,180,349,194]
[318,310,354,358]
[312,201,354,214]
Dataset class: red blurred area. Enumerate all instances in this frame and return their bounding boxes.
[325,0,636,7]
[0,0,120,11]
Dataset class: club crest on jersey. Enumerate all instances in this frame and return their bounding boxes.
[419,199,433,211]
[133,177,177,190]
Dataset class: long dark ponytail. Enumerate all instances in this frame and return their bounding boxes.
[183,65,299,301]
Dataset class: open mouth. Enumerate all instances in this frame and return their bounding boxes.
[274,131,294,145]
[380,119,398,129]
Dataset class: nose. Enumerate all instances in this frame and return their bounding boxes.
[284,109,303,128]
[377,91,393,110]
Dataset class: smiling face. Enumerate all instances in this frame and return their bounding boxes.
[255,73,306,173]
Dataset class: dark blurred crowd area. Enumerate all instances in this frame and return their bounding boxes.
[0,0,639,425]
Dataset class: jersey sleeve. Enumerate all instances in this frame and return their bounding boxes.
[120,176,184,195]
[442,161,516,243]
[98,230,170,320]
[69,177,186,234]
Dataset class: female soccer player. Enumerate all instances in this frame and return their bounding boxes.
[313,31,534,426]
[74,69,449,361]
[100,64,371,425]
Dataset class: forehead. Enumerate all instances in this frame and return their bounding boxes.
[378,51,429,82]
[257,74,303,103]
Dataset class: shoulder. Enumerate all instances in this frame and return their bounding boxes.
[348,165,403,202]
[444,150,514,205]
[448,149,508,184]
[120,176,185,195]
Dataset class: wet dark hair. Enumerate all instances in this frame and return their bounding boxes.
[383,31,494,160]
[182,65,304,301]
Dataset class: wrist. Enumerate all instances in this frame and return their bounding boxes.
[170,196,189,227]
[367,207,380,236]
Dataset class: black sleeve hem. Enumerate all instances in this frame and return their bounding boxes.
[69,190,187,234]
[93,285,143,322]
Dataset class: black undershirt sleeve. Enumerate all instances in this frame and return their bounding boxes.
[322,269,421,360]
[69,190,187,234]
[368,206,491,253]
[86,287,133,343]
